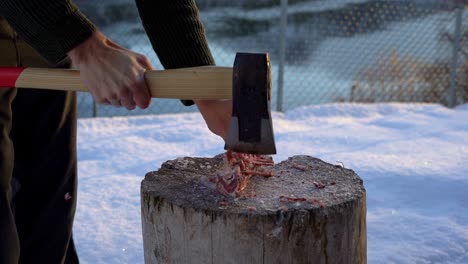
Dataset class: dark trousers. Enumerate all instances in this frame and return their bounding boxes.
[0,18,79,264]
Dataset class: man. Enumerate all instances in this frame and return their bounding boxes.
[0,0,231,263]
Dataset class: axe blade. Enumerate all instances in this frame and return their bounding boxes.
[224,52,276,155]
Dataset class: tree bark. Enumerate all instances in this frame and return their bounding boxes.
[141,155,366,264]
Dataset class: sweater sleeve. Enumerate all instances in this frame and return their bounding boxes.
[135,0,215,106]
[0,0,96,65]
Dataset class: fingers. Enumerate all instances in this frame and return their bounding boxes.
[99,87,137,110]
[108,98,122,107]
[138,55,154,71]
[91,71,148,110]
[121,53,152,109]
[119,87,137,110]
[132,53,153,109]
[132,67,151,109]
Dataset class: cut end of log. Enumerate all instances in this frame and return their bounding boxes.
[142,155,365,216]
[141,155,366,264]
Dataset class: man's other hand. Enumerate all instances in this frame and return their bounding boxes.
[195,99,232,142]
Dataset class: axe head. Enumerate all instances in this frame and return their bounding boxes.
[224,52,276,155]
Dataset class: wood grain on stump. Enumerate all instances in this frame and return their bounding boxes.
[141,155,366,264]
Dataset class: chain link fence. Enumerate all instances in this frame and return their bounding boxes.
[75,0,467,118]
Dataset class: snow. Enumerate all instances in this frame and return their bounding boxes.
[75,102,468,263]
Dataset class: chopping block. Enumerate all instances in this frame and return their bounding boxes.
[140,155,367,264]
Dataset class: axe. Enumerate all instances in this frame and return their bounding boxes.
[0,52,276,155]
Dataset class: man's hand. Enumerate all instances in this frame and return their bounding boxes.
[68,31,154,110]
[195,99,232,142]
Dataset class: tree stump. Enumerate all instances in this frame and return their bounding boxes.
[141,155,366,264]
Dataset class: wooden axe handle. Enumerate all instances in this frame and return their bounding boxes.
[2,66,233,100]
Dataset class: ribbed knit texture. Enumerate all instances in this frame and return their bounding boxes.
[136,0,216,106]
[0,0,96,65]
[136,0,215,69]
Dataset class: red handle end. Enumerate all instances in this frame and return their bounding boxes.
[0,67,26,88]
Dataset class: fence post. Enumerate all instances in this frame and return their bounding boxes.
[276,0,288,112]
[448,2,463,108]
[92,99,97,117]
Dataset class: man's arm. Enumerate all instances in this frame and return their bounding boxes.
[0,1,153,109]
[135,0,215,106]
[135,0,215,70]
[0,0,95,65]
[135,0,231,140]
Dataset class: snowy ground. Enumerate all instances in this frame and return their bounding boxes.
[74,102,468,263]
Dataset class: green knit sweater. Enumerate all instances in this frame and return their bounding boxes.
[0,0,215,105]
